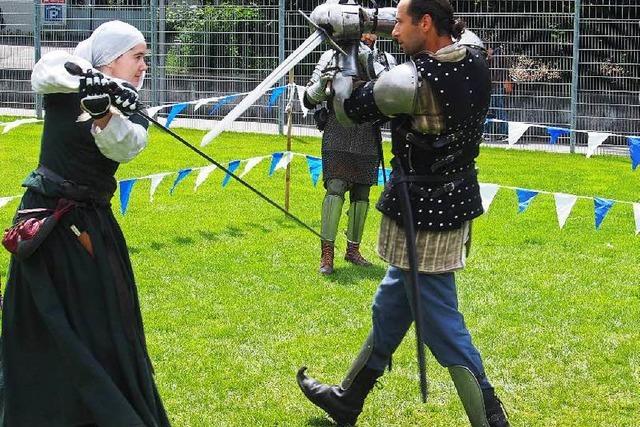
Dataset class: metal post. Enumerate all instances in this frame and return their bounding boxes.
[285,69,294,212]
[150,0,159,108]
[569,0,582,154]
[158,0,166,106]
[277,0,286,135]
[34,0,43,119]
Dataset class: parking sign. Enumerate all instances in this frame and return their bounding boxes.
[42,0,66,26]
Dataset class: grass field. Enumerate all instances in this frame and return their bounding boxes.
[1,117,639,426]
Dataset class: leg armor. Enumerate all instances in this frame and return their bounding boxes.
[341,331,375,389]
[321,179,348,242]
[449,365,490,427]
[345,184,372,266]
[345,200,369,244]
[345,184,371,244]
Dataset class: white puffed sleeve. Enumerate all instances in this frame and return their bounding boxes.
[91,114,148,163]
[31,51,93,94]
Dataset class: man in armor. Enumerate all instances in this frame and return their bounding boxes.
[305,34,396,275]
[296,0,510,426]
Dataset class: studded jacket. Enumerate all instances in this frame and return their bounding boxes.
[344,44,491,231]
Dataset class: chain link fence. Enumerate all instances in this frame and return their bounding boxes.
[0,0,638,154]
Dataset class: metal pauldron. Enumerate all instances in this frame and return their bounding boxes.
[372,61,419,117]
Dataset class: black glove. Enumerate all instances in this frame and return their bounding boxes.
[313,107,329,131]
[79,70,111,119]
[109,80,139,116]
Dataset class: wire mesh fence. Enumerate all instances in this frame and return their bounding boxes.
[0,0,637,154]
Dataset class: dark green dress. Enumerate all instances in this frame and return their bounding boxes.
[1,94,170,426]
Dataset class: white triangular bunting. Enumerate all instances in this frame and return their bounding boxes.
[194,165,217,191]
[285,83,296,112]
[0,196,18,208]
[149,173,170,202]
[274,151,294,171]
[479,183,499,212]
[554,193,578,229]
[634,203,640,235]
[586,132,611,158]
[2,118,41,134]
[239,157,264,178]
[146,104,171,118]
[296,85,309,117]
[194,96,221,112]
[507,122,531,146]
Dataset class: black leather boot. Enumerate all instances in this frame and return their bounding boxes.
[296,366,382,426]
[483,388,510,427]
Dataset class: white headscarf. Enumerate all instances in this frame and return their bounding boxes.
[74,20,145,67]
[31,20,146,100]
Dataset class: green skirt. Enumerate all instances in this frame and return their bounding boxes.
[1,189,170,426]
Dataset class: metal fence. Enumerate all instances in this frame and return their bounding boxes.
[0,0,638,153]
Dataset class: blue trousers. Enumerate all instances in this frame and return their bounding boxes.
[366,266,491,389]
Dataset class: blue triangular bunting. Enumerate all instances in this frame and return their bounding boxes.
[165,103,188,128]
[516,189,539,213]
[594,197,614,229]
[305,155,322,187]
[628,136,640,171]
[547,126,570,144]
[170,168,193,194]
[268,86,287,109]
[222,160,240,187]
[209,95,238,116]
[269,152,284,176]
[119,179,137,215]
[377,167,392,186]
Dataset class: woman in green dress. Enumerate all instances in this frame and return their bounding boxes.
[1,21,170,426]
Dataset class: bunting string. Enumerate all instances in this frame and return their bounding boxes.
[1,88,638,169]
[1,152,637,235]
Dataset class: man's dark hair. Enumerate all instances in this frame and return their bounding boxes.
[406,0,466,39]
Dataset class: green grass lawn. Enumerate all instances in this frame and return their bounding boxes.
[1,118,639,426]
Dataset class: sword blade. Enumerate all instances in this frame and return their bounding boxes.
[200,29,326,146]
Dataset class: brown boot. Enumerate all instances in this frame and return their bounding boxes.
[319,240,335,275]
[345,242,372,267]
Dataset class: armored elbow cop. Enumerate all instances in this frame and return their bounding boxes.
[333,61,419,126]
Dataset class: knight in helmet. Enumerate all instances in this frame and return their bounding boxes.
[305,32,396,275]
[296,0,510,425]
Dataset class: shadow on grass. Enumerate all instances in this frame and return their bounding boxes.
[173,236,194,245]
[321,263,387,286]
[198,226,246,242]
[306,416,334,426]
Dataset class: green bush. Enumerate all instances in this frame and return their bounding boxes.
[165,2,275,75]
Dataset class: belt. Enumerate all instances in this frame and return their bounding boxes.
[35,166,111,206]
[389,159,477,198]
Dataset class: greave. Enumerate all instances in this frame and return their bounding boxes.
[449,365,490,427]
[341,331,375,389]
[346,201,369,244]
[321,194,345,242]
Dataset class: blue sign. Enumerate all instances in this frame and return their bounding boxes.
[43,2,66,26]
